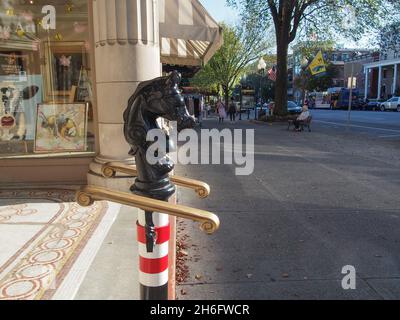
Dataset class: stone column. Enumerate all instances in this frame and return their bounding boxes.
[393,64,398,95]
[377,66,382,100]
[364,67,369,101]
[88,0,160,189]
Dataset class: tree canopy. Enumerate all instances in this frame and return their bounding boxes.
[228,0,399,41]
[292,40,337,96]
[191,23,273,107]
[228,0,400,115]
[380,21,400,58]
[294,63,338,93]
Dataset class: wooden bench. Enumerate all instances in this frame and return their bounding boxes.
[287,115,312,132]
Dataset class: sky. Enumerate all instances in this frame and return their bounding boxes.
[200,0,239,24]
[200,0,377,50]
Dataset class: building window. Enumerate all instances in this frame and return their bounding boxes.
[383,69,387,79]
[0,1,95,158]
[332,53,337,61]
[342,53,349,61]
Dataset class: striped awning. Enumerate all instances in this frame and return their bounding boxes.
[159,0,223,67]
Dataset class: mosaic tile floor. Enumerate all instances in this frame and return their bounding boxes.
[0,189,118,300]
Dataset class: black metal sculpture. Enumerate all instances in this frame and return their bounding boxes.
[123,71,195,253]
[75,71,217,300]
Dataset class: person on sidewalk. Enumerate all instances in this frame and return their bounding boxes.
[228,98,237,122]
[263,101,269,113]
[217,99,226,123]
[268,101,275,116]
[198,97,203,127]
[293,105,310,131]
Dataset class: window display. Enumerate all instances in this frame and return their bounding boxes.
[34,102,88,153]
[0,1,94,158]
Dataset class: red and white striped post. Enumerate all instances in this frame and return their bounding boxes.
[122,71,196,300]
[137,209,170,300]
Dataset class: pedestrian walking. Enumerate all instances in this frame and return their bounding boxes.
[263,102,268,112]
[206,103,211,117]
[217,100,226,123]
[198,97,204,127]
[268,101,275,116]
[228,98,237,122]
[201,97,207,120]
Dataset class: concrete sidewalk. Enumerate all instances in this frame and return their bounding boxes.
[75,205,139,300]
[0,188,139,300]
[175,119,400,300]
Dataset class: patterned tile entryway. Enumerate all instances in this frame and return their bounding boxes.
[0,189,110,300]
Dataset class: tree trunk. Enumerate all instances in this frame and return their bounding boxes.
[274,35,289,116]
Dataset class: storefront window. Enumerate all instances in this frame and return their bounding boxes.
[0,1,95,158]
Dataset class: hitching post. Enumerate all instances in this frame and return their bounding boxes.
[123,71,195,300]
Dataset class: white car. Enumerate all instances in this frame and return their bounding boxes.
[380,97,400,112]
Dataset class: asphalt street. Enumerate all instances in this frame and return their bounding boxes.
[174,112,400,300]
[312,109,400,139]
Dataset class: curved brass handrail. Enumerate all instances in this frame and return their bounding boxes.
[101,162,210,199]
[76,185,219,234]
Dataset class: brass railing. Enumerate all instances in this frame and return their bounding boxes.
[76,185,219,234]
[101,162,210,198]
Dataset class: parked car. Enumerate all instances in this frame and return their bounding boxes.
[287,101,302,114]
[360,99,385,111]
[380,97,400,112]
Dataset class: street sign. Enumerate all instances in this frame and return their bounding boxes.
[347,77,357,89]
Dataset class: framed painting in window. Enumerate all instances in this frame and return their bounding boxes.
[34,103,88,153]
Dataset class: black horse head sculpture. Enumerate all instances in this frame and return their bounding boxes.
[123,71,195,200]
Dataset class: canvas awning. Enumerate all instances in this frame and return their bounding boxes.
[159,0,223,67]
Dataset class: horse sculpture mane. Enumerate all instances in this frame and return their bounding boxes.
[123,71,195,200]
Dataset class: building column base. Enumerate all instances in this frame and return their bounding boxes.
[87,156,135,192]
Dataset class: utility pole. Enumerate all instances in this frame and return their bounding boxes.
[347,52,361,131]
[239,84,243,120]
[347,62,354,131]
[257,57,267,120]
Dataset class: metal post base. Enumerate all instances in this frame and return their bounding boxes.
[140,283,169,300]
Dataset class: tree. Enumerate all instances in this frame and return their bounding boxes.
[242,73,276,101]
[295,63,338,96]
[294,40,335,62]
[228,0,400,115]
[379,21,400,58]
[243,54,277,101]
[292,40,336,100]
[188,69,220,95]
[192,23,272,108]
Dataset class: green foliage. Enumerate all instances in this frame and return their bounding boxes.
[228,0,399,43]
[294,63,338,92]
[246,54,277,74]
[189,67,220,94]
[292,40,335,61]
[228,0,400,115]
[292,40,337,93]
[241,72,276,101]
[192,23,273,104]
[380,21,400,56]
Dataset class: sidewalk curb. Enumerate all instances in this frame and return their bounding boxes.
[249,120,274,125]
